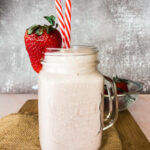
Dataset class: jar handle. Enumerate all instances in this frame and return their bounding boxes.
[103,76,118,131]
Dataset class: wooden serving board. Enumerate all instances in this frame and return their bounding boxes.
[19,100,150,150]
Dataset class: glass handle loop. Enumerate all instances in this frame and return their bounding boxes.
[103,76,118,131]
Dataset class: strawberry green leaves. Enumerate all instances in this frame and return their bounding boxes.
[35,27,44,36]
[27,15,58,36]
[44,15,56,26]
[27,25,40,35]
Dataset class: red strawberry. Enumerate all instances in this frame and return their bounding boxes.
[24,15,62,73]
[113,76,129,94]
[104,76,129,95]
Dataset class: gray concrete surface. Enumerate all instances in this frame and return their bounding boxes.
[0,0,149,93]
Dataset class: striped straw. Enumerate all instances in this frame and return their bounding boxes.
[65,0,71,48]
[55,0,71,48]
[55,0,66,48]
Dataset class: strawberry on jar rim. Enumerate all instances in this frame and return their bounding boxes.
[24,15,62,73]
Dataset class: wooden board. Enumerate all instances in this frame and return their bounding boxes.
[19,100,150,150]
[115,110,150,150]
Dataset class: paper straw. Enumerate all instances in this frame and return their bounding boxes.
[55,0,72,48]
[55,0,66,48]
[65,0,71,48]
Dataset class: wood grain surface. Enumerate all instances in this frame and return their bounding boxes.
[19,100,150,150]
[115,110,150,150]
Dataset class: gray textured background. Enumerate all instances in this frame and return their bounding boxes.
[0,0,150,93]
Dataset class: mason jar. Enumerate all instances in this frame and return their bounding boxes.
[38,46,118,150]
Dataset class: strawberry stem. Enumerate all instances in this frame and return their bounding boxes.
[44,15,56,26]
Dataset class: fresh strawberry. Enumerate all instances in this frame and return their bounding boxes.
[24,15,62,73]
[113,76,129,94]
[104,76,129,95]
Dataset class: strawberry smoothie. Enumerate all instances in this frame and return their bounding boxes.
[38,47,104,150]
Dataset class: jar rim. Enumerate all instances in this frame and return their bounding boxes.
[44,45,98,56]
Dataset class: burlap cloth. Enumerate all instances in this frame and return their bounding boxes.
[0,113,122,150]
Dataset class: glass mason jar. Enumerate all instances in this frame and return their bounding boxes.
[38,46,118,150]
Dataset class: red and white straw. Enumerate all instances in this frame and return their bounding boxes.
[55,0,71,48]
[55,0,66,48]
[65,0,71,48]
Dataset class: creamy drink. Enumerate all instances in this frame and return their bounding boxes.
[38,47,104,150]
[24,6,118,149]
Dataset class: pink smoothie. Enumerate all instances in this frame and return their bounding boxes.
[38,48,104,150]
